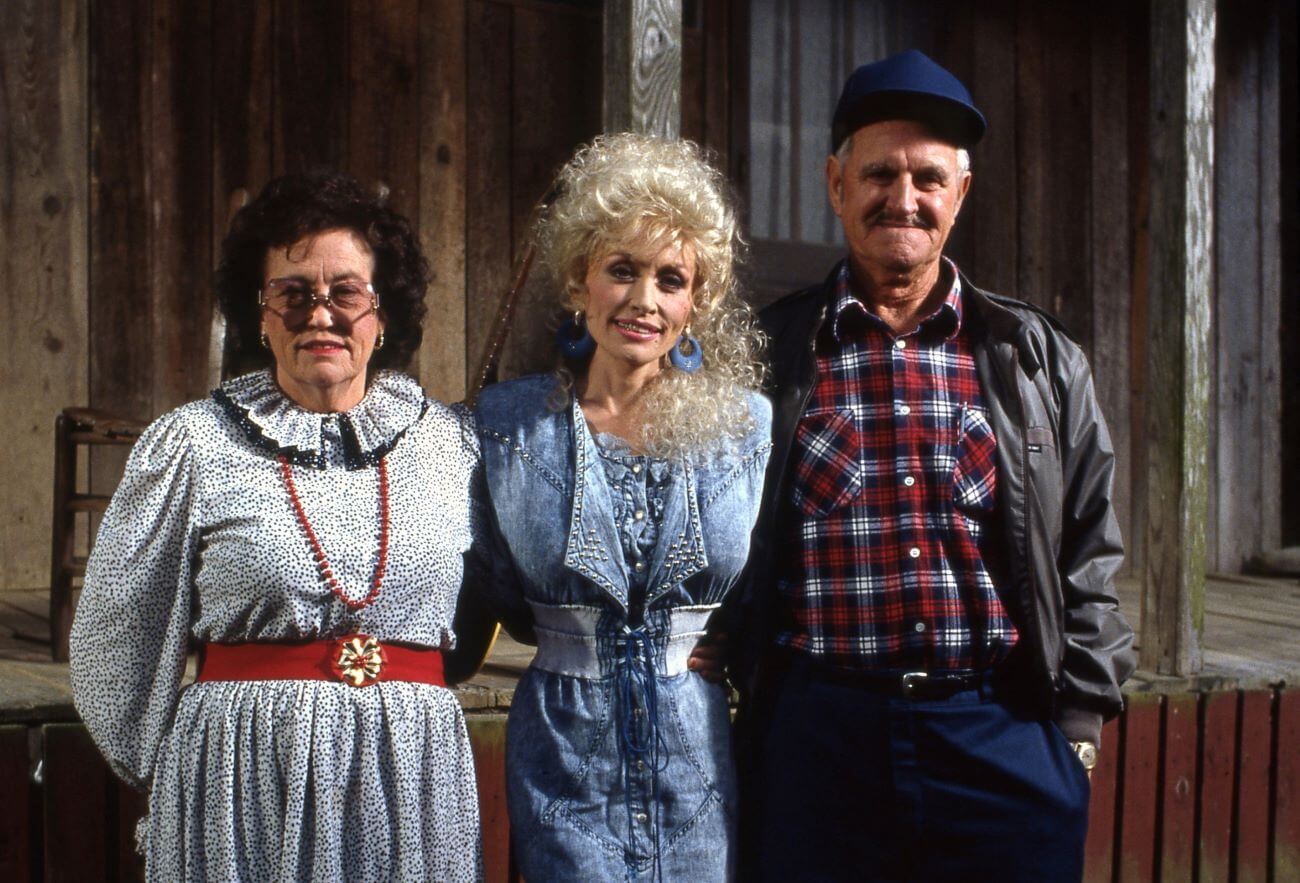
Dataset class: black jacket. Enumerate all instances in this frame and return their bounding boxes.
[730,267,1135,745]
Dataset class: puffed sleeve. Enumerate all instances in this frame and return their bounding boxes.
[70,408,203,789]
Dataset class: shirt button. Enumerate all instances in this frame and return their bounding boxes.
[898,404,912,416]
[903,475,916,487]
[632,463,642,474]
[634,561,645,571]
[634,509,645,521]
[914,621,926,633]
[909,547,921,559]
[895,339,907,350]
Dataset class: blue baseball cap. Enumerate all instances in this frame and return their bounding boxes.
[831,50,986,151]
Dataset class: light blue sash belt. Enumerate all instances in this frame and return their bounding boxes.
[527,601,715,679]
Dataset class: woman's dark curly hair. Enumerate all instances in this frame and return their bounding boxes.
[215,170,430,373]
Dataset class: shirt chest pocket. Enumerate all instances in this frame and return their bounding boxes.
[792,409,863,518]
[952,405,997,512]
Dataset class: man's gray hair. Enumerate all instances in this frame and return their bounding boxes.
[833,137,971,175]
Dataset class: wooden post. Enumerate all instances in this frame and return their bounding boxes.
[603,0,682,136]
[0,0,90,591]
[1140,0,1214,675]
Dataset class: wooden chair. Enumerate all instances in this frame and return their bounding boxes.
[48,407,147,661]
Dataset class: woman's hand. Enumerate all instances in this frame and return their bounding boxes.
[687,633,729,685]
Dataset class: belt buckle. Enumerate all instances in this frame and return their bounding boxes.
[900,671,929,698]
[331,634,387,687]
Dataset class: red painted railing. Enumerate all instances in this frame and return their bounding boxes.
[1083,688,1299,882]
[2,689,1296,881]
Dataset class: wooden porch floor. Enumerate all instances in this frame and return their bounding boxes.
[2,572,1298,719]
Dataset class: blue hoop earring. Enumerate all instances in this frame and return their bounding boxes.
[556,311,596,360]
[669,331,703,373]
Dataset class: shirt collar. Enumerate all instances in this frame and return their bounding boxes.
[212,368,428,469]
[829,258,965,343]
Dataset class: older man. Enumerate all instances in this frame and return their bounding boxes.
[729,51,1135,881]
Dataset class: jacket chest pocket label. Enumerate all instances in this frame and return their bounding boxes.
[792,409,863,518]
[953,405,998,512]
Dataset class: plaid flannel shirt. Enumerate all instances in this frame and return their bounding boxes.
[776,261,1018,672]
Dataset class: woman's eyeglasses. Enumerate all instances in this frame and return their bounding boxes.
[259,278,379,322]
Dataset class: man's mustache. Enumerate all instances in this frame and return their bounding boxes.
[866,211,931,229]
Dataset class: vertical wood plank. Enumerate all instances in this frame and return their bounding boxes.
[1234,690,1272,882]
[89,0,151,511]
[680,16,705,146]
[211,1,272,380]
[273,0,349,173]
[419,0,469,402]
[1043,2,1094,350]
[511,5,603,234]
[1083,716,1120,883]
[966,0,1017,298]
[1212,3,1263,573]
[1089,0,1133,563]
[0,0,90,591]
[725,0,749,228]
[700,0,731,166]
[1274,689,1300,882]
[497,3,603,382]
[603,0,682,137]
[147,0,213,414]
[349,0,421,220]
[465,0,513,386]
[1279,0,1300,547]
[1125,7,1151,579]
[42,723,113,880]
[1013,1,1050,311]
[0,727,31,878]
[211,7,271,233]
[1198,690,1239,883]
[1255,0,1282,558]
[467,716,511,883]
[1116,693,1160,883]
[1159,693,1198,880]
[1141,0,1214,675]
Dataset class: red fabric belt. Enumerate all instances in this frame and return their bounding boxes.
[196,635,445,688]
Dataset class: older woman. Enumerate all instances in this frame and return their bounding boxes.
[70,172,482,881]
[474,134,771,880]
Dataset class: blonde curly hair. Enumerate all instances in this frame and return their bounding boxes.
[536,133,766,460]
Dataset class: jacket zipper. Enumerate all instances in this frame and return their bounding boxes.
[996,343,1058,695]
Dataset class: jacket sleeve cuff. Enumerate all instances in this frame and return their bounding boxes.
[1054,706,1104,746]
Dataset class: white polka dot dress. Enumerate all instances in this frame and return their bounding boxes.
[70,370,484,882]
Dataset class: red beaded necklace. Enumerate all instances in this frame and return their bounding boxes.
[277,454,390,611]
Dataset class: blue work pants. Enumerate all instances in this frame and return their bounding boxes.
[756,665,1091,882]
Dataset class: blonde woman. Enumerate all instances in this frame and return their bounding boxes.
[473,134,771,880]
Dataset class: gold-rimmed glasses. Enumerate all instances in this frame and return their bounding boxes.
[258,278,379,323]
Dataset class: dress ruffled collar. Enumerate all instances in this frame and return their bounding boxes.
[212,369,428,469]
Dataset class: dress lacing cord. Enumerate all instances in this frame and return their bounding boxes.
[618,627,669,881]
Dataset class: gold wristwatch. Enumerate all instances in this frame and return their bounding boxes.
[1070,740,1098,772]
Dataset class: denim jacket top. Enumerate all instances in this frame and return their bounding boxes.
[476,374,773,624]
[475,374,772,880]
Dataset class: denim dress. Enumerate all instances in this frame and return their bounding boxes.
[475,375,771,881]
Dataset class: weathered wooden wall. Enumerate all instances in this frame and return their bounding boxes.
[0,0,722,591]
[0,0,1292,590]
